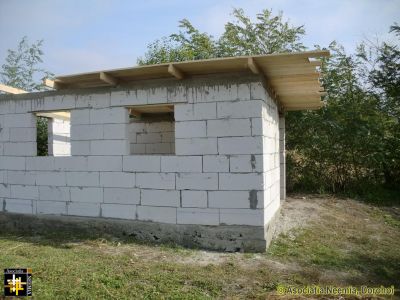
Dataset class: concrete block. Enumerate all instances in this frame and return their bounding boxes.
[219,173,263,190]
[203,155,229,172]
[34,95,75,111]
[71,124,103,140]
[174,103,217,121]
[103,188,140,204]
[176,173,218,190]
[136,132,162,143]
[39,186,70,202]
[7,171,36,185]
[217,100,263,118]
[0,184,10,198]
[4,199,33,214]
[188,83,249,103]
[110,89,148,106]
[251,118,264,136]
[9,127,36,142]
[67,202,100,217]
[230,155,263,172]
[0,127,10,142]
[71,141,91,155]
[103,124,128,140]
[54,156,88,171]
[0,156,25,170]
[0,100,16,114]
[36,171,66,186]
[123,155,161,172]
[101,204,136,219]
[37,201,67,215]
[99,172,135,188]
[209,191,263,209]
[161,156,202,172]
[176,138,217,155]
[90,107,128,124]
[88,156,122,171]
[0,171,6,183]
[71,109,90,125]
[181,191,207,208]
[218,137,263,154]
[145,143,172,154]
[91,140,129,155]
[13,100,33,112]
[137,205,176,224]
[4,142,36,156]
[66,172,99,187]
[136,173,175,189]
[175,121,206,138]
[141,189,179,207]
[4,113,35,128]
[177,208,219,225]
[220,208,264,226]
[161,131,174,143]
[75,93,111,109]
[147,87,168,104]
[250,82,267,100]
[10,185,39,200]
[166,84,187,103]
[207,119,251,137]
[26,157,55,171]
[70,187,103,203]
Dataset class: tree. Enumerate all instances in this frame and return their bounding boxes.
[139,8,399,202]
[138,8,305,65]
[1,36,53,92]
[1,36,52,155]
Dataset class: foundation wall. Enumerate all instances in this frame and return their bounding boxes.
[0,75,284,252]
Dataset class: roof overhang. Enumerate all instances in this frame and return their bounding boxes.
[48,50,329,111]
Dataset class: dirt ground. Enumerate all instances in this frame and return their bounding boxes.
[1,194,399,299]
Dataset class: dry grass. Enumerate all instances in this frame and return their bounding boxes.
[0,195,399,299]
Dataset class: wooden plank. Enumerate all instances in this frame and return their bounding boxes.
[247,57,261,74]
[0,83,27,94]
[129,104,174,114]
[168,64,185,79]
[36,111,71,121]
[100,72,118,86]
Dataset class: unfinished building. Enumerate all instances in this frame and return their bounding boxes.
[0,51,328,251]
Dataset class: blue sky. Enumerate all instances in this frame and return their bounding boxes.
[0,0,399,76]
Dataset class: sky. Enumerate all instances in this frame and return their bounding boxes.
[0,0,399,76]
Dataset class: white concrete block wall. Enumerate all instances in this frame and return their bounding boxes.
[0,77,284,246]
[48,117,71,156]
[71,107,130,156]
[128,121,174,154]
[279,115,286,200]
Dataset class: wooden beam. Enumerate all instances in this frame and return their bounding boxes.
[36,111,71,121]
[168,64,184,80]
[100,72,118,86]
[43,78,67,90]
[247,57,261,74]
[0,83,27,94]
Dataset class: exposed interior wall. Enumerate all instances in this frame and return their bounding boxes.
[48,117,71,156]
[129,120,175,154]
[279,115,286,200]
[260,84,281,228]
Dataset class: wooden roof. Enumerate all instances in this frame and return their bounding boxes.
[52,50,329,111]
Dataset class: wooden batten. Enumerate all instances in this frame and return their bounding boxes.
[168,64,185,80]
[100,72,118,86]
